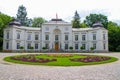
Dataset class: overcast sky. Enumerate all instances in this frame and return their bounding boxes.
[0,0,120,23]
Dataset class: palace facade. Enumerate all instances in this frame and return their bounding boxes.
[3,18,108,52]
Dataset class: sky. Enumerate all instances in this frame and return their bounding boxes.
[0,0,120,23]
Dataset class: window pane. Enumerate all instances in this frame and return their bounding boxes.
[75,35,78,41]
[93,34,96,40]
[55,35,58,40]
[65,35,68,40]
[27,43,31,49]
[45,35,49,40]
[35,43,38,49]
[6,42,9,49]
[75,44,78,50]
[82,44,86,49]
[27,34,31,40]
[35,34,39,40]
[16,43,20,49]
[65,44,68,49]
[93,43,96,49]
[103,34,105,40]
[82,35,86,41]
[17,33,20,39]
[6,32,9,39]
[45,43,49,49]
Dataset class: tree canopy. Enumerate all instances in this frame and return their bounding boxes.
[0,13,12,50]
[84,14,108,28]
[16,5,27,26]
[32,17,46,27]
[72,11,81,28]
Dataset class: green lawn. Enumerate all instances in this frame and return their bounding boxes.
[4,54,118,66]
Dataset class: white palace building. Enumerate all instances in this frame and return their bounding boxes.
[3,18,108,52]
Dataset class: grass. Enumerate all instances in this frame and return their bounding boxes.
[4,54,118,66]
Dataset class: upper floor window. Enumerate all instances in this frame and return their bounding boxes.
[55,35,59,40]
[75,35,78,41]
[45,35,49,40]
[35,34,39,40]
[103,34,105,40]
[6,32,9,39]
[65,35,68,40]
[27,33,31,40]
[93,34,96,40]
[16,43,20,49]
[17,33,20,39]
[82,35,86,41]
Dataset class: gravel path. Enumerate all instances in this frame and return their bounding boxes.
[0,53,120,80]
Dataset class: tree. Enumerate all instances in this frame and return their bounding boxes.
[32,17,45,27]
[84,14,108,28]
[16,5,27,26]
[108,21,120,51]
[80,22,88,28]
[0,13,12,50]
[72,11,81,28]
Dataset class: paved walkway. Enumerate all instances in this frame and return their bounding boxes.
[0,53,120,80]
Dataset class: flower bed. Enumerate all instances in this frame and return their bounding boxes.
[70,55,111,63]
[4,54,118,66]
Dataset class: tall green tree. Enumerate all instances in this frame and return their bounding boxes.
[72,11,81,28]
[32,17,45,27]
[0,13,12,50]
[16,5,27,26]
[108,21,120,51]
[84,14,108,28]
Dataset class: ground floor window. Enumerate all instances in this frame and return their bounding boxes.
[6,42,9,49]
[45,43,49,49]
[65,44,68,50]
[103,43,106,50]
[75,44,78,50]
[82,43,86,50]
[93,43,96,49]
[35,43,38,49]
[16,43,20,49]
[27,43,31,49]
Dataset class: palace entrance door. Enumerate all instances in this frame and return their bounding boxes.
[55,42,59,51]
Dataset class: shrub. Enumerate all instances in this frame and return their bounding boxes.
[80,46,85,50]
[90,47,94,51]
[19,46,24,49]
[116,45,120,52]
[29,46,34,49]
[42,47,46,50]
[69,46,73,50]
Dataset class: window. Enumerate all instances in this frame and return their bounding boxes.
[6,32,9,39]
[17,33,20,39]
[82,35,86,41]
[75,44,78,50]
[45,35,49,40]
[35,43,38,49]
[65,44,68,50]
[55,35,59,40]
[6,42,9,49]
[16,43,20,49]
[82,43,86,50]
[103,43,106,50]
[103,34,105,40]
[27,43,31,49]
[45,43,49,49]
[93,43,96,49]
[93,34,96,40]
[65,35,68,40]
[27,33,31,40]
[75,35,78,41]
[35,34,39,40]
